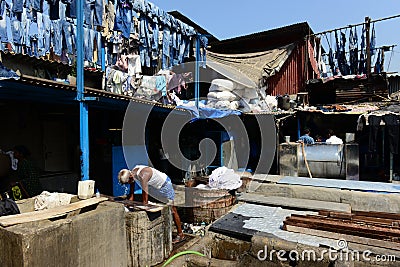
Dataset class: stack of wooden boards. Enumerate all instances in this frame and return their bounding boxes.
[283,210,400,251]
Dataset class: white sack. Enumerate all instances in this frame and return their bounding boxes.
[216,91,237,102]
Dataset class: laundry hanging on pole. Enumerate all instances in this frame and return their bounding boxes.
[359,25,366,74]
[370,23,376,56]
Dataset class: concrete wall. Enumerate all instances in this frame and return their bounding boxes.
[0,201,127,267]
[125,206,173,267]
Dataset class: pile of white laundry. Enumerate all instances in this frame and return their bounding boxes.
[34,191,74,211]
[208,166,242,190]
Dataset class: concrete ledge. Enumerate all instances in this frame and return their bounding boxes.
[0,201,127,267]
[249,181,400,213]
[238,193,352,213]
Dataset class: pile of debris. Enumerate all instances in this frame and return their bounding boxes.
[283,210,400,251]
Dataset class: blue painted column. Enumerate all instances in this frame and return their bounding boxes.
[76,0,89,180]
[297,116,301,140]
[101,37,106,71]
[195,34,201,111]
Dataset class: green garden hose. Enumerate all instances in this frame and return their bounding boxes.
[162,250,205,267]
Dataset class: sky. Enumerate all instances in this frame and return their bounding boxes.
[151,0,400,73]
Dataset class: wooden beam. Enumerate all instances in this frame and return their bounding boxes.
[0,197,108,227]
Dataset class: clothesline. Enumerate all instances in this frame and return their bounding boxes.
[309,14,400,37]
[321,44,397,56]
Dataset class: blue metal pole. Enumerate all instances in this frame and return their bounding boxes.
[195,35,200,111]
[297,116,301,140]
[101,37,106,71]
[77,0,89,180]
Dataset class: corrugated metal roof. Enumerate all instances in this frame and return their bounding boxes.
[15,75,188,111]
[211,22,313,54]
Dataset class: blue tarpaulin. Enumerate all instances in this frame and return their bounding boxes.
[176,105,241,120]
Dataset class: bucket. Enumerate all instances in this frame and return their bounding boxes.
[192,188,235,224]
[282,94,291,110]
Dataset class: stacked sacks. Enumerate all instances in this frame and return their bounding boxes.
[206,79,249,111]
[206,79,269,112]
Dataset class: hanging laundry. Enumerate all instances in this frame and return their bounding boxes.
[328,48,337,75]
[358,25,366,74]
[315,37,327,77]
[307,38,320,77]
[370,23,376,56]
[339,31,350,75]
[325,33,337,76]
[349,27,358,75]
[374,48,384,74]
[199,35,208,68]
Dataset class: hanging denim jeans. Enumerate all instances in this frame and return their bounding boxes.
[151,21,159,67]
[114,0,131,39]
[93,0,102,26]
[11,12,22,44]
[24,0,39,12]
[83,26,94,62]
[49,0,60,20]
[25,0,33,12]
[12,0,23,13]
[28,18,39,57]
[62,19,73,54]
[184,37,191,59]
[199,35,208,68]
[169,30,176,67]
[94,31,102,66]
[162,26,170,70]
[42,14,51,55]
[0,2,8,44]
[178,36,188,63]
[64,0,77,19]
[36,12,45,56]
[84,0,94,26]
[51,19,62,55]
[139,15,150,67]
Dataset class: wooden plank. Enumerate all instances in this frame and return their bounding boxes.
[0,197,108,227]
[284,224,400,251]
[319,211,400,227]
[354,211,400,220]
[284,220,393,242]
[290,214,400,235]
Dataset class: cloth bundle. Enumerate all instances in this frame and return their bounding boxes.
[34,191,74,211]
[208,166,242,190]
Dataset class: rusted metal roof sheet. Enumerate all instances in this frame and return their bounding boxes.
[266,42,309,96]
